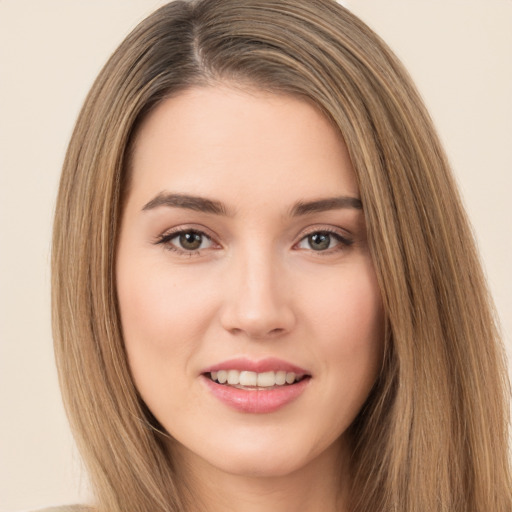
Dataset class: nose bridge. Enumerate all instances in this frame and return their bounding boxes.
[220,241,295,339]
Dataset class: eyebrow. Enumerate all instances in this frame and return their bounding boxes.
[289,196,362,216]
[142,193,231,215]
[141,192,362,216]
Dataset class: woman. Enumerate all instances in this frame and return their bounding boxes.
[50,0,511,511]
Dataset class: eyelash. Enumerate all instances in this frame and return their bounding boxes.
[298,227,354,254]
[154,226,353,256]
[155,228,215,256]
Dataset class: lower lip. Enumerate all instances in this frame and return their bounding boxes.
[202,375,310,414]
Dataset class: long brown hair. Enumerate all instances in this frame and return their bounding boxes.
[52,1,511,511]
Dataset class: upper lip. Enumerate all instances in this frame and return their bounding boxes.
[201,357,310,376]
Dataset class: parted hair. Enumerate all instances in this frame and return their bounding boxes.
[52,1,511,511]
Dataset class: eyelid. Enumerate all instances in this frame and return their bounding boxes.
[153,223,354,256]
[294,225,354,252]
[154,224,221,255]
[155,223,218,241]
[298,224,353,242]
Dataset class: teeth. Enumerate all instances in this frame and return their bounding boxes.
[227,369,239,385]
[209,370,303,387]
[285,372,296,384]
[257,371,275,387]
[240,371,257,386]
[275,370,286,385]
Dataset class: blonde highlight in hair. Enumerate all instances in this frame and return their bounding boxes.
[52,1,511,511]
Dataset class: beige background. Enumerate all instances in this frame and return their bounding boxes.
[1,1,511,510]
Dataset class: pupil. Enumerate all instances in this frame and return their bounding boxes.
[309,233,330,251]
[179,232,202,250]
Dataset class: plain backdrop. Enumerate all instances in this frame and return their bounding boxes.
[1,1,511,510]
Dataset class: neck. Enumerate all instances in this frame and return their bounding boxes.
[173,439,350,512]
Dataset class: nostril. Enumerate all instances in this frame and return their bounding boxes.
[219,271,297,338]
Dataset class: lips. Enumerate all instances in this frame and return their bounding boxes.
[202,357,309,375]
[201,357,311,413]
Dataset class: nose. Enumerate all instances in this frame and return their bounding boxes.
[219,249,296,340]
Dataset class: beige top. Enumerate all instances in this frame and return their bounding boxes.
[35,507,92,512]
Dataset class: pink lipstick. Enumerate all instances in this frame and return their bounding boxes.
[201,357,311,414]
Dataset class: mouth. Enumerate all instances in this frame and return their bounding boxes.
[206,370,308,390]
[201,358,311,413]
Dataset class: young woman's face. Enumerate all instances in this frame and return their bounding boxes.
[116,85,384,479]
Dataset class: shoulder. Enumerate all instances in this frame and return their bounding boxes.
[33,506,93,512]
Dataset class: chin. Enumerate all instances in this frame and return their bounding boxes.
[215,451,307,479]
[169,426,344,480]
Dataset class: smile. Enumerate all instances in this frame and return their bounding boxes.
[201,358,311,413]
[208,370,305,389]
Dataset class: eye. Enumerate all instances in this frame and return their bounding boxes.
[296,230,352,252]
[157,229,214,254]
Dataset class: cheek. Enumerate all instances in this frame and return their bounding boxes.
[116,260,216,399]
[118,262,214,348]
[302,261,384,396]
[304,259,383,341]
[116,267,212,424]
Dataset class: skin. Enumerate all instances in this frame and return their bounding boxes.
[116,85,384,512]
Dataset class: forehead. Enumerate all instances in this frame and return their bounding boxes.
[128,85,359,209]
